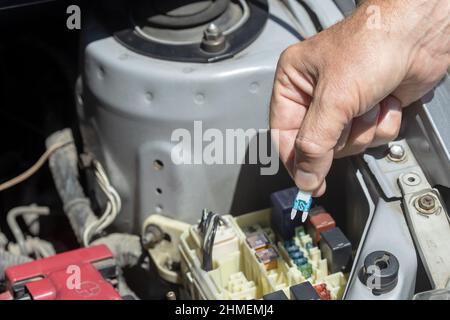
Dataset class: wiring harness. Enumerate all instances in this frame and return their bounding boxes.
[198,209,227,271]
[83,160,122,246]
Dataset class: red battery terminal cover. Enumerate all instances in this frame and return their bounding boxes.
[3,245,121,300]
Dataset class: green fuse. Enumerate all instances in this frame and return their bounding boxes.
[299,263,313,279]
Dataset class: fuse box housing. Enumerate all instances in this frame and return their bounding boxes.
[179,209,349,300]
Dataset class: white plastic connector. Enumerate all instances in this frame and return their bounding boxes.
[212,224,239,262]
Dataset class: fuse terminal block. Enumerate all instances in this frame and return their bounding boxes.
[179,208,351,300]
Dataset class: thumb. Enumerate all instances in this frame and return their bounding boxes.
[294,92,351,193]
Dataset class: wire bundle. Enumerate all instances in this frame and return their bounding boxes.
[83,160,122,246]
[198,209,226,271]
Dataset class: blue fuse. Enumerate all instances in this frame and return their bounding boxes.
[284,240,295,248]
[294,257,308,266]
[290,190,313,222]
[290,251,304,260]
[286,245,299,254]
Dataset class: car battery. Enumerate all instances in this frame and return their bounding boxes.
[2,245,122,300]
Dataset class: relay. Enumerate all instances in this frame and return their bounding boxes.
[270,187,303,239]
[306,210,336,244]
[263,290,289,300]
[290,281,320,300]
[319,227,352,273]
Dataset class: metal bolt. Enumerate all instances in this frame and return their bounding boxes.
[201,23,226,53]
[414,193,440,215]
[418,194,436,211]
[166,291,176,300]
[205,23,220,39]
[142,224,165,249]
[388,144,405,161]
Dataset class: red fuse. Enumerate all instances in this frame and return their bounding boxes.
[314,283,331,300]
[306,211,336,244]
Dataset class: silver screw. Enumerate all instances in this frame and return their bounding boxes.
[388,144,405,161]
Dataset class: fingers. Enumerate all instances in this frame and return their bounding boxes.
[270,81,308,175]
[335,105,380,158]
[334,96,402,158]
[269,46,313,181]
[371,95,402,147]
[333,95,402,158]
[312,180,326,197]
[294,92,351,192]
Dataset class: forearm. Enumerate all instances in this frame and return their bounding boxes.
[348,0,450,79]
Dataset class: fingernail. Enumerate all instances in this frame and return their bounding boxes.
[294,169,320,191]
[383,96,402,110]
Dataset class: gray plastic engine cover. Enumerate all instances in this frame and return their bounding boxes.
[79,0,299,232]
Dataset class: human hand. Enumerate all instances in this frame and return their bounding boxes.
[270,0,450,196]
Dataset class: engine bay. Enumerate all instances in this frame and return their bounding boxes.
[0,0,449,301]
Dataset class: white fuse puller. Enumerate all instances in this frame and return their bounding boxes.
[290,190,313,222]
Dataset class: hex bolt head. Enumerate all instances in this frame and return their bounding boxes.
[204,23,220,39]
[418,194,436,211]
[201,23,226,53]
[388,144,405,161]
[142,224,165,249]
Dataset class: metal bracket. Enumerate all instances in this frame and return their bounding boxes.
[363,139,422,199]
[364,138,450,289]
[398,170,450,289]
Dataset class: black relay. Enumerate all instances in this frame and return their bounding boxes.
[289,281,320,300]
[319,227,352,273]
[263,290,289,300]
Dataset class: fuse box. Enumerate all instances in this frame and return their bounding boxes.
[179,209,350,300]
